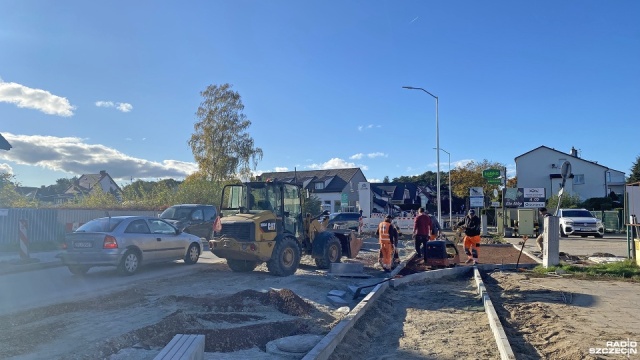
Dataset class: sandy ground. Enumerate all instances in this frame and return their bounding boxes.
[2,235,638,360]
[484,271,640,359]
[0,242,397,360]
[330,276,501,360]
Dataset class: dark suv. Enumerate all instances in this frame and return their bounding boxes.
[327,212,361,230]
[160,204,218,240]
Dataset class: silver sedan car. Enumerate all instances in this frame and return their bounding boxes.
[60,216,202,275]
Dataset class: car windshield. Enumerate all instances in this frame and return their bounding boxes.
[75,218,124,233]
[160,207,192,220]
[563,210,593,218]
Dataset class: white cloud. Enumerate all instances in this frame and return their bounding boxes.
[95,101,115,108]
[357,124,381,131]
[117,103,133,112]
[351,152,386,160]
[0,78,75,116]
[306,158,368,171]
[274,167,289,172]
[95,100,133,113]
[0,163,13,174]
[367,152,386,159]
[307,158,357,170]
[0,133,197,181]
[368,178,382,183]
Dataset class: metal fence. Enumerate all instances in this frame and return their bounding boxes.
[0,208,159,245]
[590,209,624,233]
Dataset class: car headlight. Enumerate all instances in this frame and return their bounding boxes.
[565,220,573,225]
[596,220,603,226]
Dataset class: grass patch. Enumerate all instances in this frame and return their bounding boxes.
[533,260,640,280]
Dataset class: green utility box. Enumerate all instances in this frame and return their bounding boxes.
[517,208,536,237]
[496,209,504,235]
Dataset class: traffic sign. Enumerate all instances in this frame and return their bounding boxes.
[470,196,484,207]
[482,169,501,179]
[487,178,502,184]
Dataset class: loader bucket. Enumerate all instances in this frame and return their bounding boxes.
[349,232,364,258]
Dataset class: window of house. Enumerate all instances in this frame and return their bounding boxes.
[573,174,585,185]
[314,182,324,190]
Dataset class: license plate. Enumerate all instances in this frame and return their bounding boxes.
[74,242,92,248]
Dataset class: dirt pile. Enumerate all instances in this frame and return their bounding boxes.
[167,288,314,317]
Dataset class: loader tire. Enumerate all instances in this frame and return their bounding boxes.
[227,259,259,272]
[267,237,300,276]
[314,236,342,269]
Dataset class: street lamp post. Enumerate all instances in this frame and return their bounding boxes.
[435,147,452,229]
[403,86,441,225]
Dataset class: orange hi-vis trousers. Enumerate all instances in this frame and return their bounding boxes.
[463,235,481,260]
[380,240,394,270]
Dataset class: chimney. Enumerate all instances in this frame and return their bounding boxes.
[570,147,578,157]
[99,170,106,176]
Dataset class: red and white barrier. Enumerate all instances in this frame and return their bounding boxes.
[19,219,29,260]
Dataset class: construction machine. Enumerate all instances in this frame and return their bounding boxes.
[209,181,363,276]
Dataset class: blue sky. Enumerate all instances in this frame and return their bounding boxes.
[1,1,639,188]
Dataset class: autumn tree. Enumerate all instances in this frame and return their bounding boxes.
[173,172,226,207]
[629,155,640,183]
[189,84,263,182]
[303,195,323,217]
[393,171,439,187]
[0,173,35,207]
[450,160,507,198]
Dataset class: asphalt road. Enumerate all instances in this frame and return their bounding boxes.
[503,232,634,258]
[0,251,225,316]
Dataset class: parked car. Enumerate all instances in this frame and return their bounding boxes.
[557,208,605,238]
[60,216,201,275]
[160,204,218,240]
[327,212,361,230]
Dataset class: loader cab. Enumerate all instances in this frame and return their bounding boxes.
[220,181,304,239]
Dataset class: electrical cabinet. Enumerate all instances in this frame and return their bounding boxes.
[517,208,536,236]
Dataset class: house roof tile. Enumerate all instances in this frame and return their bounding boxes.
[259,168,364,193]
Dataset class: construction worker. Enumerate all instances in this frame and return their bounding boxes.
[413,207,432,261]
[377,215,398,272]
[456,209,481,264]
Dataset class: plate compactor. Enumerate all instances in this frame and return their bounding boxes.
[424,240,460,268]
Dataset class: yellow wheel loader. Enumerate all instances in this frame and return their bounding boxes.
[209,181,363,276]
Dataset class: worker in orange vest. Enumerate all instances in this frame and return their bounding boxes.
[456,209,481,264]
[377,215,398,272]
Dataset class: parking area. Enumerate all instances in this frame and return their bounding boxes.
[503,233,632,258]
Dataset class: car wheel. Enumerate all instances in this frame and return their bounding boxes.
[227,259,259,272]
[560,228,568,237]
[67,265,90,275]
[595,233,604,238]
[118,250,141,275]
[184,243,200,265]
[581,235,588,238]
[314,236,342,269]
[267,237,301,276]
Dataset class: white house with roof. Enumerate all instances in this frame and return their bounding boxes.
[259,168,367,213]
[515,146,626,201]
[61,170,123,203]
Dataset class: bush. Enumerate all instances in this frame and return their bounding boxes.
[581,197,614,211]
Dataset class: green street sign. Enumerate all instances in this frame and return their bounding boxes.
[482,169,501,179]
[487,178,502,184]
